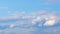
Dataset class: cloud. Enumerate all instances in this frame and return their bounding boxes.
[0,10,59,34]
[41,27,60,34]
[43,15,57,26]
[10,24,15,28]
[0,10,59,27]
[44,20,56,26]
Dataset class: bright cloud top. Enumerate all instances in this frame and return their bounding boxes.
[44,15,57,26]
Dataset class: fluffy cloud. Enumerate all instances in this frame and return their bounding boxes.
[0,10,59,28]
[0,10,59,34]
[43,15,58,26]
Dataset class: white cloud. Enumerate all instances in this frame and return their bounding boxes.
[0,10,59,27]
[44,20,56,26]
[10,24,15,28]
[32,16,42,25]
[0,10,59,34]
[43,15,57,26]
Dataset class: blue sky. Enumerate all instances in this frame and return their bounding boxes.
[0,0,60,34]
[0,0,60,17]
[0,0,60,12]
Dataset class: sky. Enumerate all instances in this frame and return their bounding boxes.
[0,0,60,14]
[0,0,60,34]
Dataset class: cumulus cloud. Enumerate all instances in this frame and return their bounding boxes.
[44,20,56,26]
[43,15,57,26]
[0,10,59,27]
[0,10,59,34]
